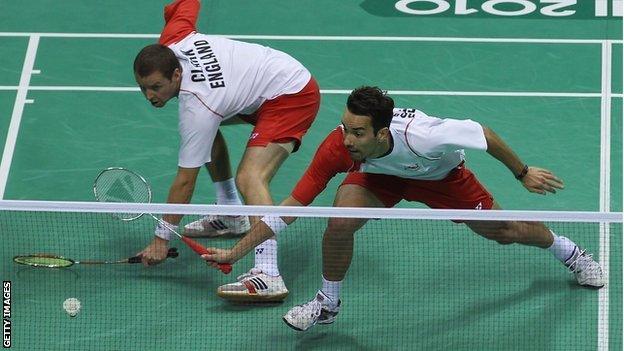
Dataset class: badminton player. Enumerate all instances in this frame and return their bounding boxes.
[133,0,320,269]
[203,86,604,331]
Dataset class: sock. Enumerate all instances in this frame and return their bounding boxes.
[254,239,280,276]
[214,178,242,205]
[547,231,578,263]
[321,276,342,306]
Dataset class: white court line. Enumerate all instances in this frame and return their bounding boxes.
[596,0,609,16]
[0,85,621,98]
[0,32,622,44]
[598,40,612,351]
[0,35,39,199]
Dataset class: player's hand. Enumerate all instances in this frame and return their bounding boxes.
[137,237,170,266]
[201,248,234,268]
[520,166,564,195]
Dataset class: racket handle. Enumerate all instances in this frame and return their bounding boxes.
[128,248,179,264]
[181,236,233,274]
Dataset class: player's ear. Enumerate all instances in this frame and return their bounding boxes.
[172,68,181,82]
[376,127,390,141]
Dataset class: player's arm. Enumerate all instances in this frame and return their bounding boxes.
[160,0,200,45]
[482,125,564,194]
[139,167,200,265]
[203,128,351,265]
[139,96,220,265]
[162,167,201,225]
[230,196,303,261]
[203,196,303,265]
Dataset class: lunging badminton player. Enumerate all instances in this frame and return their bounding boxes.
[204,86,604,331]
[133,0,320,273]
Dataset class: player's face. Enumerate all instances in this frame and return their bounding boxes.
[135,69,181,108]
[341,108,388,161]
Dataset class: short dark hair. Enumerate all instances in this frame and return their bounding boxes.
[133,44,181,79]
[346,86,394,134]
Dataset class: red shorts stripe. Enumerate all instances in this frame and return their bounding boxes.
[238,77,320,152]
[341,164,494,220]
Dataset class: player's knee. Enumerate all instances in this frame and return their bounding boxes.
[327,217,359,237]
[235,169,266,195]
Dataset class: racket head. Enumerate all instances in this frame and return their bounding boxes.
[93,167,152,221]
[13,254,75,268]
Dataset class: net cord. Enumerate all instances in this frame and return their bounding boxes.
[0,200,620,223]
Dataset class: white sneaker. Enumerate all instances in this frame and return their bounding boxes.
[184,214,250,238]
[217,268,289,302]
[282,291,341,332]
[565,246,605,288]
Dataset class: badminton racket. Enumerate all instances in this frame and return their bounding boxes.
[93,167,232,274]
[14,247,179,268]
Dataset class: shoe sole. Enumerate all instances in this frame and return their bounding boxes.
[281,316,335,332]
[282,316,307,331]
[580,282,605,289]
[317,318,336,325]
[217,291,289,303]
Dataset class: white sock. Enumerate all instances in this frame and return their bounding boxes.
[321,276,342,306]
[254,239,280,276]
[547,231,578,263]
[214,178,242,205]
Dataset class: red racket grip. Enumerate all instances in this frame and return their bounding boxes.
[181,236,232,274]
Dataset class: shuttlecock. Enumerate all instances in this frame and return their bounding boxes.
[63,298,81,317]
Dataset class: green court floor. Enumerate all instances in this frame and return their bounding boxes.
[0,1,622,350]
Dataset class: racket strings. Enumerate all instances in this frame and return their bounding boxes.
[14,255,74,268]
[93,168,152,220]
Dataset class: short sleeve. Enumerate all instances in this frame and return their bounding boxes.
[427,118,487,153]
[178,94,221,168]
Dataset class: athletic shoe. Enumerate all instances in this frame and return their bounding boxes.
[282,291,341,331]
[184,214,250,238]
[565,246,605,288]
[217,268,289,302]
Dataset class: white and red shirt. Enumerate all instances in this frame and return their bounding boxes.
[291,108,487,205]
[159,0,311,168]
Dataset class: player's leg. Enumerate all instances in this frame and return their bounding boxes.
[409,163,603,288]
[214,143,294,302]
[183,129,250,237]
[322,184,383,281]
[284,175,398,332]
[236,143,293,206]
[218,77,320,302]
[465,202,604,288]
[464,202,554,248]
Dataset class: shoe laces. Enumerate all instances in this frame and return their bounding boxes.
[237,268,263,281]
[567,249,601,276]
[293,298,322,319]
[566,249,585,273]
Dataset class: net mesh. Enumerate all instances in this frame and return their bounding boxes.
[1,200,621,350]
